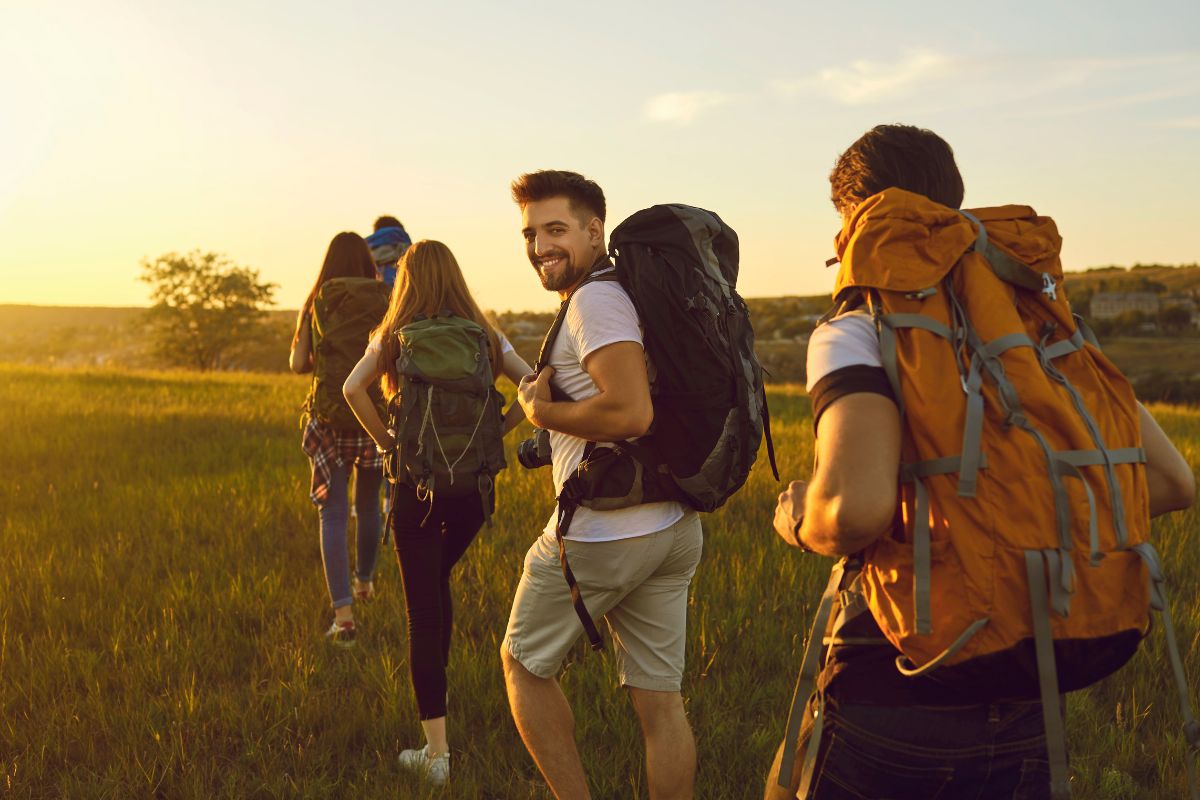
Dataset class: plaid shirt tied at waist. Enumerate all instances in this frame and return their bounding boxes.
[301,418,384,506]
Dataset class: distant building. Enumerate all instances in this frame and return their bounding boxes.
[1090,292,1160,320]
[1161,293,1197,313]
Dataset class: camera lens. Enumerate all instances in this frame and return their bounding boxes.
[517,429,552,469]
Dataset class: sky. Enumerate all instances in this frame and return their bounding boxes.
[1,0,1198,313]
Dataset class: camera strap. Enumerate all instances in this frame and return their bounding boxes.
[554,481,606,652]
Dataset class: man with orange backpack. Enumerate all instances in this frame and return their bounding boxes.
[766,124,1197,799]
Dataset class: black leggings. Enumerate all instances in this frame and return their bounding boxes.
[390,485,486,720]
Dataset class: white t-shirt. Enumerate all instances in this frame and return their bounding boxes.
[543,278,685,542]
[805,310,882,390]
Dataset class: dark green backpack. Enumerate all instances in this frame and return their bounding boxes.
[304,277,390,432]
[384,313,507,522]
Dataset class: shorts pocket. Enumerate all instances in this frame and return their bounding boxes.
[813,731,955,800]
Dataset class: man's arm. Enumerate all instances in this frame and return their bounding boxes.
[1140,402,1196,517]
[517,341,653,442]
[773,392,901,557]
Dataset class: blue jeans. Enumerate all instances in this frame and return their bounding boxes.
[318,463,383,609]
[771,696,1054,799]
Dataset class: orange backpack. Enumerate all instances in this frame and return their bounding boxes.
[778,189,1199,799]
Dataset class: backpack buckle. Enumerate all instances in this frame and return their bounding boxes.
[1041,273,1058,301]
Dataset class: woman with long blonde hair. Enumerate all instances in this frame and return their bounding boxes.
[344,240,530,786]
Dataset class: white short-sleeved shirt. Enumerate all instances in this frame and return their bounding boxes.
[542,277,685,542]
[805,309,895,428]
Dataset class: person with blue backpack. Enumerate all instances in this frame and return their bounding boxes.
[365,215,412,288]
[343,239,532,787]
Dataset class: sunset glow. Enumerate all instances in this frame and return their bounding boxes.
[2,0,1197,312]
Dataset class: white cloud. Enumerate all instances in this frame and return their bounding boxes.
[774,49,955,106]
[1155,116,1200,129]
[643,91,733,125]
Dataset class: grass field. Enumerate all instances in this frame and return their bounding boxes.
[1,365,1197,799]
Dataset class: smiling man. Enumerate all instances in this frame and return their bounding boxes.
[501,170,703,800]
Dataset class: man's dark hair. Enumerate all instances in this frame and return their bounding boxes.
[511,170,606,223]
[373,215,404,232]
[830,124,964,216]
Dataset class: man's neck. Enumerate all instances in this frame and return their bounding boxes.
[557,252,610,301]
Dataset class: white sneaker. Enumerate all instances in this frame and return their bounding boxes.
[398,744,449,786]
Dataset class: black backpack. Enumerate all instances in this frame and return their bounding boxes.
[538,204,778,649]
[608,203,777,509]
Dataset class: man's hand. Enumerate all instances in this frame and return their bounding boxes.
[517,367,555,429]
[773,480,808,549]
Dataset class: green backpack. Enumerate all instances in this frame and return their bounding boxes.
[304,277,390,432]
[384,313,507,522]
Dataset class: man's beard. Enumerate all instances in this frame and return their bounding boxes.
[531,251,585,292]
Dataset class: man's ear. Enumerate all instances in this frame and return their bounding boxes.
[587,216,604,247]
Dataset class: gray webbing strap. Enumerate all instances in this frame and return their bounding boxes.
[894,617,990,677]
[951,322,1075,559]
[900,455,987,635]
[1040,548,1075,618]
[1076,317,1101,349]
[1025,550,1072,800]
[912,476,933,635]
[1054,448,1146,468]
[962,211,1049,295]
[1036,342,1132,549]
[1042,328,1085,360]
[1020,423,1075,556]
[823,636,892,646]
[777,561,844,789]
[952,308,1032,499]
[901,453,988,481]
[982,332,1035,359]
[958,356,986,497]
[1132,543,1200,799]
[876,307,907,420]
[1053,458,1102,568]
[795,700,825,800]
[899,454,989,636]
[881,313,955,342]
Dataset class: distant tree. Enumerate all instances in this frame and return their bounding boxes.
[140,251,277,371]
[1159,305,1194,335]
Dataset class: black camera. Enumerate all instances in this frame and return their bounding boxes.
[517,428,552,469]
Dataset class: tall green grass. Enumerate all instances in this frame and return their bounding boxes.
[0,366,1195,798]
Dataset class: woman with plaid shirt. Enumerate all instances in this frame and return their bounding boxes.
[290,232,388,648]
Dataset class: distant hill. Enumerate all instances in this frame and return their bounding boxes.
[1063,263,1200,296]
[0,304,295,372]
[3,264,1198,402]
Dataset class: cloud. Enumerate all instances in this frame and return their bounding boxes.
[643,91,733,125]
[1155,116,1200,129]
[774,49,956,106]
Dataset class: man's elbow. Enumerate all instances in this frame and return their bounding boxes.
[615,404,653,440]
[1165,470,1197,513]
[810,497,894,556]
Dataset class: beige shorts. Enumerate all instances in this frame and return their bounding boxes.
[502,512,703,692]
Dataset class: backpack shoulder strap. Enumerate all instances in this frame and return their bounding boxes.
[533,266,620,374]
